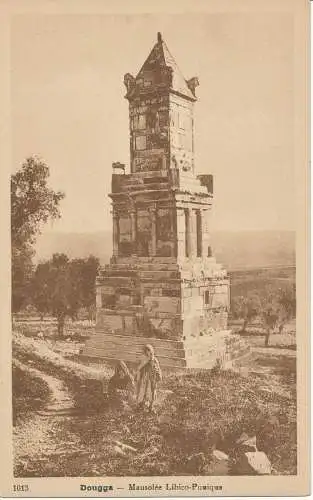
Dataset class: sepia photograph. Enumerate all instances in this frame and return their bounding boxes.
[1,0,309,496]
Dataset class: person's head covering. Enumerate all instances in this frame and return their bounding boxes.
[114,360,134,386]
[143,344,155,356]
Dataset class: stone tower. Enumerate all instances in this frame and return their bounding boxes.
[83,33,233,369]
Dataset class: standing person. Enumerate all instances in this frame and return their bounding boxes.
[136,344,162,413]
[106,361,135,408]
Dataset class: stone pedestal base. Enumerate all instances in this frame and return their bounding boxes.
[81,330,250,371]
[184,330,250,369]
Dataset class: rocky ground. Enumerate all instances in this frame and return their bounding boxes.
[12,328,297,477]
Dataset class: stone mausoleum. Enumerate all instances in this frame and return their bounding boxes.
[83,33,247,369]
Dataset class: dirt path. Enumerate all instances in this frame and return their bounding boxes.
[13,360,81,476]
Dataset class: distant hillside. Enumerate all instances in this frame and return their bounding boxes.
[35,230,295,271]
[211,230,295,270]
[35,231,113,265]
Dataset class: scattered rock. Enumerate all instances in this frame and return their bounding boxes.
[111,430,123,436]
[140,445,159,458]
[236,432,250,444]
[259,386,273,394]
[236,433,257,451]
[213,449,229,460]
[204,456,230,475]
[113,440,137,453]
[186,452,206,473]
[203,449,230,475]
[235,451,272,475]
[112,445,126,457]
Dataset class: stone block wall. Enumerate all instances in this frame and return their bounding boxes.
[169,93,194,173]
[181,278,229,340]
[96,308,182,341]
[129,94,170,174]
[184,331,249,369]
[96,259,229,342]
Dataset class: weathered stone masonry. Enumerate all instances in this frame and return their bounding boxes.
[82,33,240,369]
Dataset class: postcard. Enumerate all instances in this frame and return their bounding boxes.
[0,0,309,496]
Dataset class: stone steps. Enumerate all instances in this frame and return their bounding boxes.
[82,332,186,369]
[84,344,185,361]
[90,332,184,349]
[81,331,250,371]
[82,348,186,369]
[82,330,186,368]
[89,332,185,358]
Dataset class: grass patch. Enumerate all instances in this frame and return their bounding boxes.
[13,332,296,477]
[35,368,296,477]
[12,360,51,425]
[155,369,296,475]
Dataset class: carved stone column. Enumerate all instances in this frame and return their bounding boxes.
[176,207,185,260]
[130,207,137,255]
[189,209,197,258]
[168,204,177,258]
[184,208,191,258]
[196,209,203,257]
[112,210,119,257]
[202,209,211,258]
[150,204,157,256]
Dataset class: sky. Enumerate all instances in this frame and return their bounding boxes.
[11,11,295,234]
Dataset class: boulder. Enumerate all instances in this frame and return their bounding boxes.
[204,457,229,476]
[204,450,230,475]
[235,451,272,475]
[213,449,229,460]
[186,452,206,473]
[113,440,137,453]
[236,433,257,451]
[112,445,126,457]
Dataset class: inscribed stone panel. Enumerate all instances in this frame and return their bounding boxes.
[119,216,131,242]
[133,114,146,130]
[118,294,132,307]
[135,136,146,150]
[157,208,172,241]
[144,296,180,314]
[137,211,152,256]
